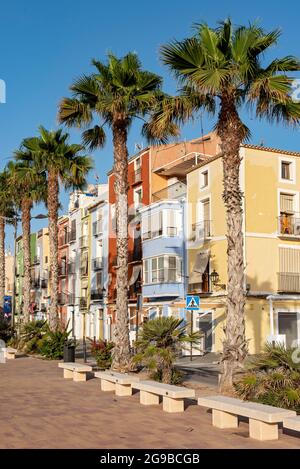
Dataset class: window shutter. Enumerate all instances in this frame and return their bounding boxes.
[280,194,294,213]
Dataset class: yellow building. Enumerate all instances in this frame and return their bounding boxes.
[187,135,300,354]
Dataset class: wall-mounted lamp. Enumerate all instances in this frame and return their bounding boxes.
[210,269,226,290]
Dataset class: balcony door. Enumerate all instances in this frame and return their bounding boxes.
[278,312,298,348]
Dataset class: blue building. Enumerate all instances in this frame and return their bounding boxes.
[140,181,187,321]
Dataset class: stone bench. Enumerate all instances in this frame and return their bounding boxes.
[58,362,92,382]
[4,348,18,360]
[134,380,195,413]
[94,371,140,396]
[198,395,296,441]
[283,416,300,434]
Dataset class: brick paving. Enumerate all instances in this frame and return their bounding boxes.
[0,356,299,449]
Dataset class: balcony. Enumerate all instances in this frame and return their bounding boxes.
[92,257,103,270]
[152,181,186,202]
[41,279,48,289]
[79,236,89,249]
[278,273,300,293]
[58,292,67,305]
[68,262,75,274]
[30,278,40,288]
[130,168,142,185]
[58,231,69,246]
[191,221,212,242]
[33,255,40,265]
[79,297,88,309]
[93,220,103,236]
[80,265,88,277]
[69,229,76,243]
[58,264,67,277]
[91,289,103,301]
[278,215,300,239]
[67,294,75,305]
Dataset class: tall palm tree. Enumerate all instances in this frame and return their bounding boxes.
[0,170,17,315]
[7,158,47,323]
[18,127,93,331]
[58,52,177,371]
[147,20,300,391]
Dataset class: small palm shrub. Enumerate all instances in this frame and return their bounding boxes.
[0,317,14,343]
[133,316,201,384]
[90,339,114,369]
[18,320,47,353]
[38,325,74,360]
[234,343,300,412]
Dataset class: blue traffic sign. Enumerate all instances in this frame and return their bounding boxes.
[186,295,200,310]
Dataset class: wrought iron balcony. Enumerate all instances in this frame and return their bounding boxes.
[33,255,40,265]
[58,292,67,305]
[41,279,48,289]
[278,272,300,293]
[79,235,89,248]
[93,220,103,236]
[79,297,88,309]
[91,289,103,301]
[30,278,40,288]
[92,257,103,270]
[191,220,212,241]
[278,215,300,237]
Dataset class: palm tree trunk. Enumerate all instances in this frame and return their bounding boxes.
[0,216,5,317]
[111,118,131,371]
[21,198,32,323]
[48,169,59,331]
[217,93,248,393]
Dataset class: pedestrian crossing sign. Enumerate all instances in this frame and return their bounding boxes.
[186,295,200,310]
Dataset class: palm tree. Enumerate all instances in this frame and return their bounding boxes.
[7,158,47,323]
[148,20,300,391]
[58,52,177,371]
[18,127,93,331]
[0,170,17,314]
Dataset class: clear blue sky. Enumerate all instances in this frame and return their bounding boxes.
[1,0,300,242]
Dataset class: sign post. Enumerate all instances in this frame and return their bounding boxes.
[185,295,200,361]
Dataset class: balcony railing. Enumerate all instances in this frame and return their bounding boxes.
[91,289,103,301]
[58,292,67,305]
[30,278,40,288]
[191,221,212,241]
[152,181,186,202]
[93,220,103,236]
[278,272,300,293]
[80,265,89,277]
[92,257,103,270]
[58,264,67,277]
[69,229,76,243]
[58,232,69,246]
[33,255,40,265]
[278,215,300,237]
[79,297,87,309]
[68,262,75,274]
[41,279,48,289]
[79,236,89,248]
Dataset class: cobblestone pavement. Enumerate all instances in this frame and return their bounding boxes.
[0,357,299,449]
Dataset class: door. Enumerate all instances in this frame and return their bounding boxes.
[197,312,213,352]
[278,312,298,347]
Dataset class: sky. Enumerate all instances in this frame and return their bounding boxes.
[1,0,300,244]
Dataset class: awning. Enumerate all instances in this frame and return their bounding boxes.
[129,264,142,286]
[189,250,210,284]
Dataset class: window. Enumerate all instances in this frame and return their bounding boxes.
[142,211,163,240]
[134,187,143,208]
[45,256,48,264]
[143,255,182,284]
[280,193,294,214]
[166,209,177,237]
[282,161,291,180]
[201,170,209,188]
[96,271,102,290]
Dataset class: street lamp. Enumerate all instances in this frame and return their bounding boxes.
[210,269,226,290]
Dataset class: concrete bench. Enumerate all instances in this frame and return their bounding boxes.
[94,371,140,396]
[4,348,18,360]
[134,380,195,413]
[198,395,296,441]
[58,362,92,382]
[283,416,300,433]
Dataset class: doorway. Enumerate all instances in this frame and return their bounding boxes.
[278,312,298,348]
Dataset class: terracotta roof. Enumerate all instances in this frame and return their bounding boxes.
[242,143,300,156]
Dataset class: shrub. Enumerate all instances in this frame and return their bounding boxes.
[234,343,300,412]
[90,339,114,369]
[133,316,202,384]
[0,317,14,343]
[38,326,74,360]
[18,320,47,353]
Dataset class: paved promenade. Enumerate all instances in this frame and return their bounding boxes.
[0,357,299,449]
